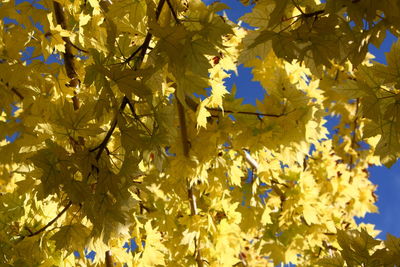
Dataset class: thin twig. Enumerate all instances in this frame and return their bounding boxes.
[126,99,152,135]
[277,16,301,33]
[11,88,24,100]
[124,40,148,64]
[93,96,128,161]
[206,107,291,118]
[27,201,72,237]
[185,95,292,118]
[65,39,89,54]
[291,1,325,18]
[124,0,166,64]
[243,150,259,169]
[379,86,397,95]
[291,0,305,15]
[238,252,248,266]
[302,9,324,18]
[166,0,180,24]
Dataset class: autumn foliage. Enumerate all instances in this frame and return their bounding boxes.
[1,0,400,266]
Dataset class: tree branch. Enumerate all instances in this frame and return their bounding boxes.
[243,150,259,169]
[92,3,166,264]
[175,92,204,267]
[105,251,113,267]
[124,33,153,65]
[53,1,80,110]
[27,201,72,237]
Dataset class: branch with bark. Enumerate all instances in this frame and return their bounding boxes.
[53,1,80,110]
[175,92,204,267]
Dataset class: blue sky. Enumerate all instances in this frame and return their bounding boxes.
[213,0,400,239]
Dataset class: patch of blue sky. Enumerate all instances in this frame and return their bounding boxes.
[15,0,46,9]
[123,238,138,253]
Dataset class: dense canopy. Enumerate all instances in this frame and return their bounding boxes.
[1,0,400,266]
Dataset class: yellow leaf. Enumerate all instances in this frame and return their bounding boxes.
[303,205,319,225]
[196,101,211,129]
[228,161,244,187]
[261,205,273,225]
[139,222,167,266]
[180,229,198,253]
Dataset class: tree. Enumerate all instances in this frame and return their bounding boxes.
[1,0,400,265]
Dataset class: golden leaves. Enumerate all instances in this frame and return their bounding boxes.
[0,0,398,266]
[45,13,73,54]
[138,222,167,266]
[195,101,211,129]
